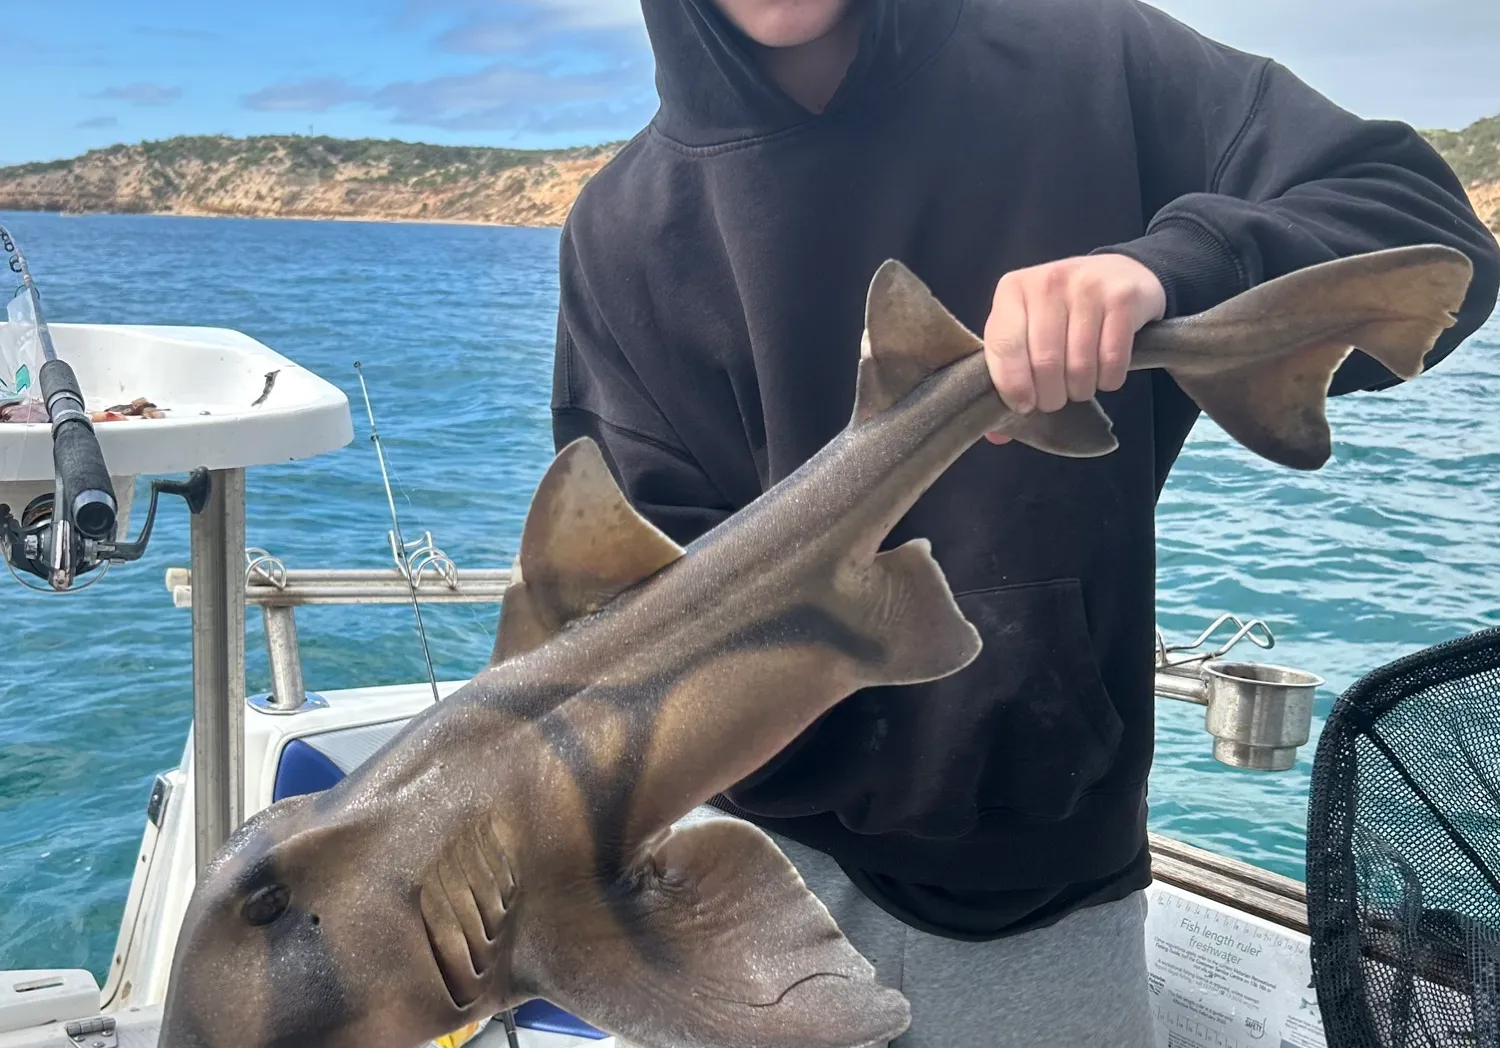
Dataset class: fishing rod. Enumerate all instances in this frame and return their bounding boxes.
[0,225,206,592]
[352,362,522,1048]
[353,361,441,704]
[1,223,116,587]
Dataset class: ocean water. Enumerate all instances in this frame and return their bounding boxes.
[1,210,1496,981]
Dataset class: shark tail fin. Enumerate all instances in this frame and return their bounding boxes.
[856,259,1117,458]
[1134,245,1474,470]
[518,817,911,1048]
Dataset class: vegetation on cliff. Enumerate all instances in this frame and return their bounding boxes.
[1423,115,1500,232]
[0,116,1496,230]
[1424,114,1500,186]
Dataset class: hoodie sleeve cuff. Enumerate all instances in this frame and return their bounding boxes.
[1092,218,1248,319]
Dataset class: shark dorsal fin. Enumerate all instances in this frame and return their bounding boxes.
[490,438,684,663]
[852,259,984,425]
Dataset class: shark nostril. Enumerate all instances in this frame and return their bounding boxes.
[242,884,291,926]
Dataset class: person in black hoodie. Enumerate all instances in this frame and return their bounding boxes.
[550,0,1500,1043]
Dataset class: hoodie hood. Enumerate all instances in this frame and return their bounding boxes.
[643,0,964,146]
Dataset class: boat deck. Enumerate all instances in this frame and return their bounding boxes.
[0,1006,605,1048]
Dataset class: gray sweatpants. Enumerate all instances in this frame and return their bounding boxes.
[680,807,1156,1048]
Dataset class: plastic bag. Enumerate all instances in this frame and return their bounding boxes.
[0,286,43,405]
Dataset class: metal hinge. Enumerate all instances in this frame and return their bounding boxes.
[146,773,172,828]
[64,1015,117,1048]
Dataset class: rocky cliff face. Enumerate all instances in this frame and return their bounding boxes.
[1461,179,1499,234]
[0,136,624,227]
[0,121,1495,232]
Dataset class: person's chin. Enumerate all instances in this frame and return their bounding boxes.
[729,0,853,49]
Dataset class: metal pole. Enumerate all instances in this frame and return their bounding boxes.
[185,585,511,605]
[262,605,307,712]
[190,467,246,879]
[1154,665,1210,705]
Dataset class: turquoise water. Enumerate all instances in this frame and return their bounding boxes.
[1,210,1496,980]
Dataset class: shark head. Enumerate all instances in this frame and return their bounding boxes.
[157,784,508,1048]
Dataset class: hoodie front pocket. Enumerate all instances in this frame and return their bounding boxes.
[954,578,1124,822]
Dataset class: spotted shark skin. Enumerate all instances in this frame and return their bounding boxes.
[156,245,1472,1048]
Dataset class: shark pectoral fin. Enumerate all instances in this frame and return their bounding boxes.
[527,818,911,1048]
[1134,245,1474,471]
[852,259,984,424]
[490,438,685,662]
[849,538,982,686]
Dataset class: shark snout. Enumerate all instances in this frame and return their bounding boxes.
[158,793,500,1048]
[158,867,479,1048]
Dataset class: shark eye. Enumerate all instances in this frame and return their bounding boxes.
[242,884,291,926]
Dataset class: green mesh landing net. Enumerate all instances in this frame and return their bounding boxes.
[1308,627,1500,1047]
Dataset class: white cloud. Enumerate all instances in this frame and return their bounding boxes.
[543,0,643,29]
[1148,0,1500,128]
[372,54,653,131]
[90,82,183,106]
[243,78,371,113]
[402,0,643,30]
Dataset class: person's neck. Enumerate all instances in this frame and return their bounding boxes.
[752,8,865,113]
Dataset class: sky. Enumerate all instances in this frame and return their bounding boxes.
[4,0,1498,167]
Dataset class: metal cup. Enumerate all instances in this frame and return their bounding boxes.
[1200,661,1323,771]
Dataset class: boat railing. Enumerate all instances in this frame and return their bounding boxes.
[163,531,1327,853]
[166,534,510,721]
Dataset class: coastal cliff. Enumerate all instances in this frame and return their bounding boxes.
[0,136,623,227]
[0,116,1496,231]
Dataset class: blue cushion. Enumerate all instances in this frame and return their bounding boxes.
[511,1001,605,1039]
[272,739,346,802]
[272,737,606,1041]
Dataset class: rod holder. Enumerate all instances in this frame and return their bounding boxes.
[1155,660,1322,771]
[1202,661,1322,771]
[1154,615,1322,771]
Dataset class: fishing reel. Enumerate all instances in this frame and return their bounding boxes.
[1,222,213,593]
[1,468,210,592]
